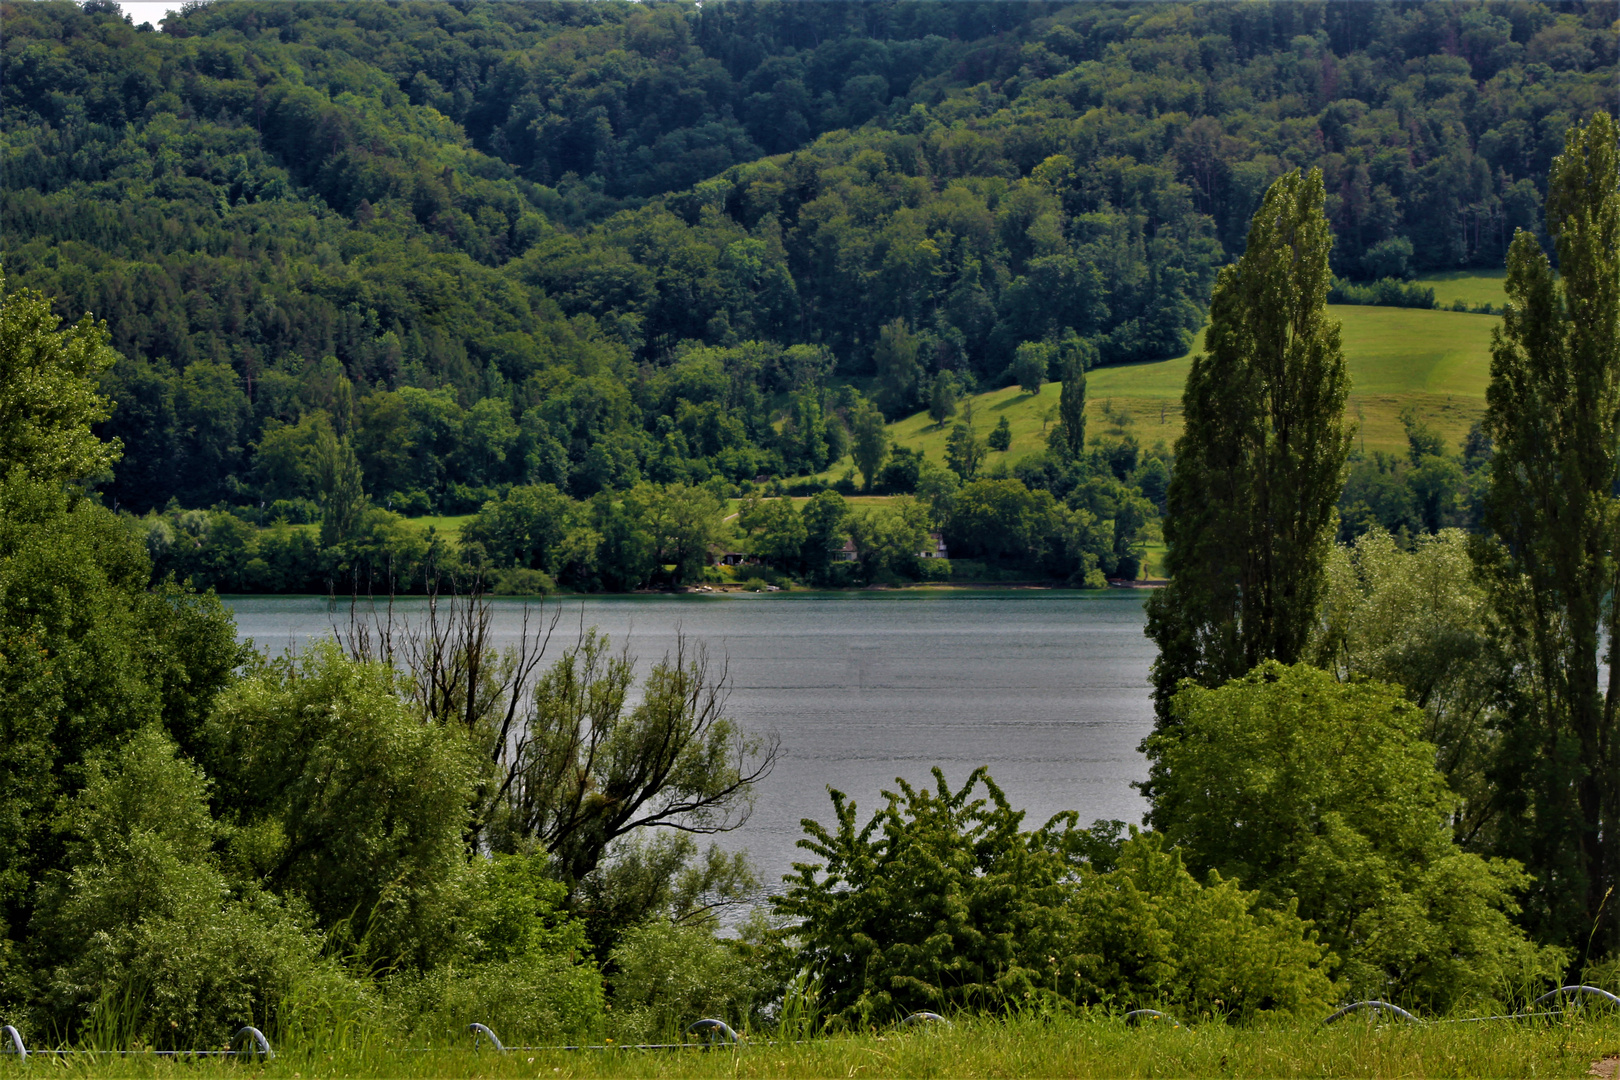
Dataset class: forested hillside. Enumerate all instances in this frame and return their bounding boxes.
[2,0,1613,589]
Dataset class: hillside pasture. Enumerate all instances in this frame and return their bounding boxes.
[877,305,1498,469]
[1417,268,1509,309]
[403,514,473,543]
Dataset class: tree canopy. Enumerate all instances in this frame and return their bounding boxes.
[2,0,1609,519]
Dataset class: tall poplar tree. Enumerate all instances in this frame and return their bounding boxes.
[1057,345,1087,460]
[1479,112,1620,949]
[1143,168,1351,720]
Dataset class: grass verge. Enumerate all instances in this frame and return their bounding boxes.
[10,1013,1620,1078]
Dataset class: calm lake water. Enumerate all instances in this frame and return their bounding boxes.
[226,590,1157,891]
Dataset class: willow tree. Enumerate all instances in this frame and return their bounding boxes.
[1143,168,1351,721]
[1478,112,1620,949]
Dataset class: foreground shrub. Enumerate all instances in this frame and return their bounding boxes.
[202,643,479,972]
[29,727,349,1048]
[1070,831,1331,1018]
[774,768,1330,1024]
[383,952,602,1047]
[380,851,605,1045]
[607,920,768,1042]
[1144,661,1567,1012]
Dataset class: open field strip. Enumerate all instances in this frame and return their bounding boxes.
[12,1015,1620,1079]
[866,304,1500,474]
[400,514,473,542]
[1417,268,1510,309]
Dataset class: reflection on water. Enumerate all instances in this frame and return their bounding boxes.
[227,590,1157,890]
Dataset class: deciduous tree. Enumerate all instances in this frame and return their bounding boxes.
[1477,111,1620,949]
[1011,341,1049,396]
[945,403,986,481]
[1145,662,1565,1012]
[987,414,1012,452]
[0,272,122,485]
[494,631,777,886]
[872,319,921,418]
[849,398,888,493]
[799,490,850,579]
[1144,168,1351,719]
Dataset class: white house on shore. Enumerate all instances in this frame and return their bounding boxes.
[832,532,947,563]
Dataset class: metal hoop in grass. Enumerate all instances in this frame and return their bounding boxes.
[2,1025,26,1062]
[233,1027,274,1061]
[468,1023,506,1052]
[1532,986,1620,1010]
[897,1012,950,1029]
[1322,1001,1421,1025]
[1124,1010,1180,1028]
[686,1019,741,1046]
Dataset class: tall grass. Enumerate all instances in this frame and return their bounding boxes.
[9,1011,1620,1078]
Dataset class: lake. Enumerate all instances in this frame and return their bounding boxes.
[226,590,1157,891]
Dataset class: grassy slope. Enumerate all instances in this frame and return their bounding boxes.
[27,1014,1620,1078]
[869,304,1499,471]
[403,515,473,543]
[1418,268,1509,308]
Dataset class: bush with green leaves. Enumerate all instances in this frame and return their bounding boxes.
[774,768,1330,1025]
[1068,830,1331,1019]
[560,832,769,1042]
[0,469,244,992]
[1310,528,1504,845]
[607,920,769,1043]
[202,642,480,972]
[27,727,348,1049]
[1144,661,1567,1012]
[382,853,604,1046]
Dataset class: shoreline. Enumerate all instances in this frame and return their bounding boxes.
[220,579,1168,601]
[674,578,1166,595]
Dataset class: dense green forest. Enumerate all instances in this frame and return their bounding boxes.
[2,0,1613,591]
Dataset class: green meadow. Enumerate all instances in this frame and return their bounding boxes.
[402,514,472,543]
[1420,268,1510,309]
[11,1013,1620,1079]
[870,301,1501,470]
